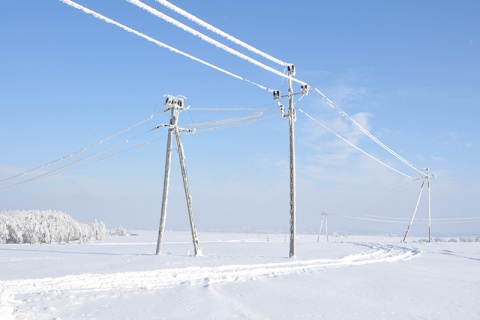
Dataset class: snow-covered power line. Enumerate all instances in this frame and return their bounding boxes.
[313,87,425,177]
[127,0,306,88]
[0,115,153,184]
[0,140,128,191]
[154,0,288,67]
[365,214,480,222]
[40,139,164,180]
[340,215,410,224]
[194,113,279,133]
[298,108,413,179]
[186,111,263,127]
[0,128,166,192]
[188,108,270,111]
[60,0,271,92]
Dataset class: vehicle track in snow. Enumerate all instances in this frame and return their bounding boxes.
[1,242,419,296]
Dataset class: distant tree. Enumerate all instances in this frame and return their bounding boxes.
[0,210,107,244]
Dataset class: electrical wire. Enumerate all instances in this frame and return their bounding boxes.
[313,87,426,177]
[297,108,413,179]
[0,115,154,184]
[0,126,165,192]
[155,0,288,67]
[195,113,279,133]
[127,0,305,87]
[340,215,408,224]
[185,111,263,127]
[188,108,269,111]
[0,140,128,191]
[342,214,480,224]
[60,0,272,92]
[42,135,167,179]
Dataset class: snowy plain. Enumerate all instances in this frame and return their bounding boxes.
[0,230,479,319]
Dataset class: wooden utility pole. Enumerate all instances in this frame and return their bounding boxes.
[156,95,200,255]
[402,168,433,243]
[287,65,296,258]
[274,65,310,258]
[317,208,329,242]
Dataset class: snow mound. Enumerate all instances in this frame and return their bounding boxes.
[0,210,106,244]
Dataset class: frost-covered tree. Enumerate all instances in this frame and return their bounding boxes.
[0,210,107,244]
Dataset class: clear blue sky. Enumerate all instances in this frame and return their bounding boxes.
[1,0,479,236]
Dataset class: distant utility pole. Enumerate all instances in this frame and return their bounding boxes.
[156,95,201,255]
[402,168,435,243]
[317,208,329,242]
[274,65,309,258]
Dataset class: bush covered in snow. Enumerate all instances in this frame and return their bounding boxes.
[416,236,480,243]
[0,210,106,244]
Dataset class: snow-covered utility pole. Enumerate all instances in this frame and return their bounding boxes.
[317,208,329,242]
[287,65,296,258]
[156,95,201,255]
[402,168,435,243]
[274,65,309,258]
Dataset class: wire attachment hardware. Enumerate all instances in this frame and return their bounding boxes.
[273,90,281,100]
[164,94,187,111]
[287,64,295,76]
[301,84,309,95]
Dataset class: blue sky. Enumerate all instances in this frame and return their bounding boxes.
[1,0,479,236]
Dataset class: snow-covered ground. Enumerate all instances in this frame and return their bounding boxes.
[0,230,479,319]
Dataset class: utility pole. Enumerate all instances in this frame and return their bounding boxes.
[402,168,434,243]
[317,208,329,242]
[274,65,309,258]
[287,65,296,258]
[156,95,200,255]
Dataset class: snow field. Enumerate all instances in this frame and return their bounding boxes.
[0,231,479,319]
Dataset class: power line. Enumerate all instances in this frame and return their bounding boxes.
[0,129,166,192]
[342,214,480,224]
[188,108,269,111]
[155,0,288,67]
[195,113,279,133]
[60,0,272,92]
[298,108,413,179]
[0,140,128,191]
[185,111,263,127]
[127,0,305,87]
[39,140,157,180]
[0,115,154,184]
[312,87,426,177]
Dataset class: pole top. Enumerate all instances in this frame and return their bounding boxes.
[163,94,188,111]
[287,64,295,76]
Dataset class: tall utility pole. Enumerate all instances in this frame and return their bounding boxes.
[287,65,296,258]
[274,65,309,258]
[156,95,201,255]
[402,168,434,243]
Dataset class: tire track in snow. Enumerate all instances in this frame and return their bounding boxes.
[1,243,419,296]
